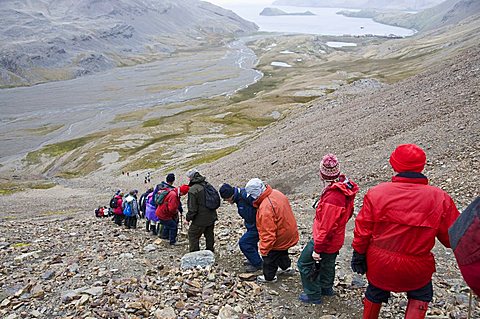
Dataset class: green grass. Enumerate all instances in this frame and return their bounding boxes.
[26,124,64,136]
[184,146,239,168]
[0,181,56,195]
[209,113,275,128]
[25,135,101,164]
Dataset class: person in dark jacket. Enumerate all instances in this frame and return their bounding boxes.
[220,183,262,272]
[186,169,218,252]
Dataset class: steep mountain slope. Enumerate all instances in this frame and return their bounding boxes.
[0,0,258,87]
[339,0,480,31]
[202,44,479,209]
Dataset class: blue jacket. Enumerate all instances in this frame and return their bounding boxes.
[234,187,257,231]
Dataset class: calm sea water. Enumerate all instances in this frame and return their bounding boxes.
[221,4,415,36]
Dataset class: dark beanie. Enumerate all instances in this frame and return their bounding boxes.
[219,183,234,199]
[166,173,175,183]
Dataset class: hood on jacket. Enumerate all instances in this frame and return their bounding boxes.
[331,175,359,197]
[245,178,266,199]
[125,195,135,203]
[189,172,206,185]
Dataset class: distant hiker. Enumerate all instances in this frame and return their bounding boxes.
[123,190,140,229]
[220,183,262,272]
[139,186,154,219]
[297,154,359,304]
[156,185,190,245]
[111,191,124,226]
[186,169,219,252]
[245,178,299,283]
[351,144,460,318]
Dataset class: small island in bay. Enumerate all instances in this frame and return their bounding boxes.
[260,7,316,16]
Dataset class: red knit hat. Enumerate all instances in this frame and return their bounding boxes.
[319,154,340,181]
[389,144,426,173]
[179,184,190,195]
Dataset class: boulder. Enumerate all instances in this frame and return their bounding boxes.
[180,250,215,270]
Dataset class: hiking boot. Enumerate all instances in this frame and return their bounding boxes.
[243,260,252,266]
[257,275,277,283]
[321,287,335,296]
[298,293,322,304]
[277,267,296,276]
[245,264,262,273]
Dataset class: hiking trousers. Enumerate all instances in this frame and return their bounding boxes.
[114,214,124,226]
[160,219,178,244]
[263,249,292,281]
[188,223,215,252]
[239,229,262,267]
[297,239,338,300]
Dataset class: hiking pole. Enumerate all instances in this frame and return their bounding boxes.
[468,289,472,319]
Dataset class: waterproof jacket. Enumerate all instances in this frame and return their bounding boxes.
[254,185,299,256]
[156,188,181,221]
[156,181,183,213]
[145,192,159,222]
[186,173,217,227]
[313,175,359,253]
[139,189,153,214]
[233,187,257,231]
[352,173,460,292]
[113,195,123,215]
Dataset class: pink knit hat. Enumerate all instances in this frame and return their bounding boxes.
[319,154,340,181]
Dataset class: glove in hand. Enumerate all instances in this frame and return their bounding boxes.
[351,250,367,274]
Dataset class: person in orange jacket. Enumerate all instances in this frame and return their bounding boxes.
[245,178,299,283]
[298,154,359,304]
[351,144,460,318]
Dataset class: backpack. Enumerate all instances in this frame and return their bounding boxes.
[155,190,169,206]
[449,197,480,295]
[204,182,220,210]
[109,196,118,209]
[123,201,132,217]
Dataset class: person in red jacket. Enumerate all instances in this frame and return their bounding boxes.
[156,185,189,245]
[298,154,359,304]
[351,144,460,319]
[113,191,124,226]
[246,178,299,284]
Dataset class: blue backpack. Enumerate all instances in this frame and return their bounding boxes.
[123,202,133,217]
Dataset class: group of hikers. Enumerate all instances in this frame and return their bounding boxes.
[96,143,475,319]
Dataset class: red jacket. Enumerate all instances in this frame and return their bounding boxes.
[313,176,359,253]
[254,185,299,256]
[155,188,180,221]
[352,175,460,292]
[113,195,123,215]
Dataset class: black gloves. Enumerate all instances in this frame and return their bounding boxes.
[351,250,367,275]
[308,260,322,281]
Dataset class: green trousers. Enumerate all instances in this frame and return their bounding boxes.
[297,239,338,300]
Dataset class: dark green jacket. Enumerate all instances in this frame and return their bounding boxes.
[186,173,218,226]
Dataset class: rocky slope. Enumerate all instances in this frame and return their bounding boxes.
[0,43,479,319]
[0,0,258,87]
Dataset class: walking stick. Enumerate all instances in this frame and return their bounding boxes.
[467,289,472,319]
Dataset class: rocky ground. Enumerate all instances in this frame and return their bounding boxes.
[1,42,479,319]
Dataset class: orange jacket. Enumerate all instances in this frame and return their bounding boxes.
[254,185,299,256]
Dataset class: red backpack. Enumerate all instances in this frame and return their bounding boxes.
[449,197,480,296]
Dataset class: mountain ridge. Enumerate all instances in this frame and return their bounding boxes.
[0,0,258,88]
